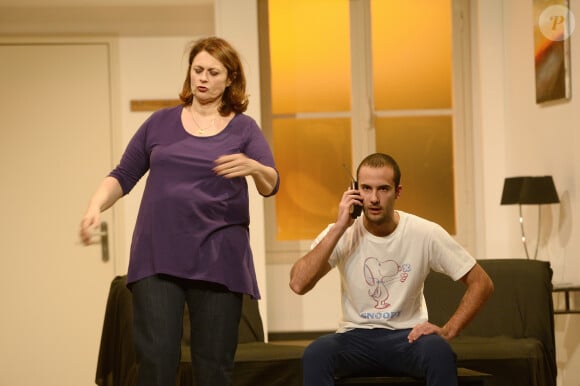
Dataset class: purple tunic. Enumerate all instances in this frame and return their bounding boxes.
[109,105,279,299]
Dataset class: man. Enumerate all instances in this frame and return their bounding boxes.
[289,153,494,386]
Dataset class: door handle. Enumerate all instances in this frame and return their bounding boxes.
[99,221,109,262]
[84,221,109,262]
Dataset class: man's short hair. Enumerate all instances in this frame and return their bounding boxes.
[356,153,401,188]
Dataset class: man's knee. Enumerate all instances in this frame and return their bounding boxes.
[416,334,456,365]
[302,334,339,370]
[303,338,327,365]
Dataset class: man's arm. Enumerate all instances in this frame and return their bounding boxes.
[441,263,494,339]
[408,263,494,342]
[289,223,343,295]
[289,187,360,295]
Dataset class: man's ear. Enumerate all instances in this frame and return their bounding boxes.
[395,185,403,199]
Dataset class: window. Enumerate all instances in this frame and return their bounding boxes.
[259,0,474,263]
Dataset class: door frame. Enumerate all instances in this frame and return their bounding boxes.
[0,35,126,272]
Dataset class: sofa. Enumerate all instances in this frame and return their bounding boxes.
[95,275,305,386]
[423,258,556,386]
[96,258,556,386]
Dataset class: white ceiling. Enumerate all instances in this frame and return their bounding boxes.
[0,0,215,36]
[0,0,212,6]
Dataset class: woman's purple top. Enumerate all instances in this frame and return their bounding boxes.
[109,105,279,299]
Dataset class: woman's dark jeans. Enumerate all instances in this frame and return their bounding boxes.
[131,274,242,386]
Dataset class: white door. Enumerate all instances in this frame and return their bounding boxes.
[0,41,117,386]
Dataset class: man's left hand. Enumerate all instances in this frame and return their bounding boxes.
[407,321,452,343]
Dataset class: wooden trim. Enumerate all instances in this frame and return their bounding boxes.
[268,330,334,341]
[130,99,181,112]
[336,367,491,385]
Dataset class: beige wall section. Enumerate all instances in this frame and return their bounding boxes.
[470,0,511,261]
[267,264,341,331]
[473,1,580,385]
[214,0,271,336]
[471,0,580,384]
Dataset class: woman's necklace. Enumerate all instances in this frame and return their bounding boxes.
[190,108,216,135]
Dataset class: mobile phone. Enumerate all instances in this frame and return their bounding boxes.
[350,180,363,219]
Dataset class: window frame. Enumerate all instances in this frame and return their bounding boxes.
[258,0,476,264]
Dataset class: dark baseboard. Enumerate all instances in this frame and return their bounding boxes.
[268,330,334,341]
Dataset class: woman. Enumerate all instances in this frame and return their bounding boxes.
[79,36,279,386]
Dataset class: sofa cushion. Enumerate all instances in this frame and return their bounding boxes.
[424,259,556,386]
[451,336,544,360]
[451,335,553,386]
[178,342,304,386]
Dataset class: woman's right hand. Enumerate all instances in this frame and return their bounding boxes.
[78,176,124,245]
[79,207,100,246]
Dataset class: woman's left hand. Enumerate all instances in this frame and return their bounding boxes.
[213,153,256,178]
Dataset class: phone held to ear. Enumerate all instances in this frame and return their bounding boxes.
[350,181,362,219]
[342,164,362,219]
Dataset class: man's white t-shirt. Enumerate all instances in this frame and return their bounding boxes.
[311,211,475,333]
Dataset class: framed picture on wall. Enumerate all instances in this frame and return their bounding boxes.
[533,0,575,104]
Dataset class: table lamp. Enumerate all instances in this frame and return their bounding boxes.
[500,176,560,259]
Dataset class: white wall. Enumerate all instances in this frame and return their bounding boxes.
[267,264,341,331]
[473,1,580,385]
[214,0,271,335]
[473,0,580,268]
[470,0,511,260]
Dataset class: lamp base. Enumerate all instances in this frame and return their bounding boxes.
[518,203,542,260]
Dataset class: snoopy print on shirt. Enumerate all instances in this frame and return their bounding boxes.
[363,257,411,309]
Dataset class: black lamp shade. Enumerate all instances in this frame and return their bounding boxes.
[501,176,560,205]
